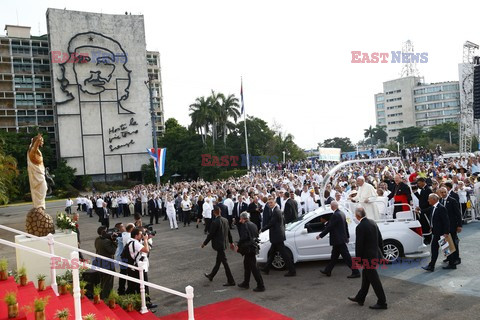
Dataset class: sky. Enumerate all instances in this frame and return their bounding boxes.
[1,0,480,149]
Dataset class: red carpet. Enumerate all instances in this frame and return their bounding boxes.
[0,277,158,320]
[158,298,292,320]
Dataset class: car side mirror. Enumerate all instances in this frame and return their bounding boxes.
[301,228,308,235]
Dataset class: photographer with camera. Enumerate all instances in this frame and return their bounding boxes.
[93,226,118,299]
[124,227,157,309]
[236,211,265,292]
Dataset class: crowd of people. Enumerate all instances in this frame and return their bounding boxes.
[69,150,480,307]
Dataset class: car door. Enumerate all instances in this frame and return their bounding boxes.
[294,216,332,260]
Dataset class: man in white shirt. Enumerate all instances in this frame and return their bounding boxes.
[223,193,235,229]
[203,198,213,235]
[125,227,156,309]
[65,198,73,214]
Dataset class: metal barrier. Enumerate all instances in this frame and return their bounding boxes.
[0,225,195,320]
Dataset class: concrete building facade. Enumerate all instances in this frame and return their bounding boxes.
[47,9,153,180]
[0,25,54,144]
[375,76,460,141]
[147,51,165,135]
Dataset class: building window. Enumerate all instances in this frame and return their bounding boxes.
[386,97,402,102]
[377,111,385,118]
[443,92,460,100]
[387,112,403,117]
[376,103,384,109]
[414,88,425,95]
[416,113,428,119]
[442,84,459,92]
[387,105,402,110]
[425,86,441,94]
[376,96,384,102]
[388,120,404,125]
[385,89,401,95]
[415,105,426,111]
[416,120,428,126]
[444,101,459,108]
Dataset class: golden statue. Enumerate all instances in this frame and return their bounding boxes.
[25,134,54,236]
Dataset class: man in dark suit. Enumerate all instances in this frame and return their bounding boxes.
[283,192,298,224]
[260,196,296,277]
[233,195,248,227]
[248,196,262,230]
[317,201,360,278]
[348,207,387,310]
[201,206,236,286]
[148,196,157,225]
[262,197,272,229]
[100,202,111,229]
[217,196,229,219]
[237,211,265,292]
[438,187,462,269]
[422,193,450,272]
[444,182,460,203]
[414,177,433,244]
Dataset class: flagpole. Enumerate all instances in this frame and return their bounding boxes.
[147,76,160,188]
[241,77,250,171]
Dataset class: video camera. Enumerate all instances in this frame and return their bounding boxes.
[143,224,157,236]
[103,228,119,241]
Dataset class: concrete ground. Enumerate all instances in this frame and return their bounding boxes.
[1,200,479,320]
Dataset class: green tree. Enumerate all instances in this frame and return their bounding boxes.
[52,159,76,189]
[319,137,355,152]
[426,122,458,144]
[364,125,376,149]
[374,125,388,143]
[0,142,19,205]
[189,96,210,145]
[218,93,240,148]
[396,126,425,145]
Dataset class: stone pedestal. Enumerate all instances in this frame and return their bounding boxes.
[25,208,55,236]
[15,231,78,287]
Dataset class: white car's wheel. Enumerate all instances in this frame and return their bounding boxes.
[271,251,286,270]
[383,240,403,263]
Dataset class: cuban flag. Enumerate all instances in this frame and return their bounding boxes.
[147,148,167,177]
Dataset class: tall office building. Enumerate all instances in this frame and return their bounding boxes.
[147,51,165,135]
[375,76,460,141]
[0,25,54,145]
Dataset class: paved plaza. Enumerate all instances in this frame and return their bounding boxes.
[1,200,480,319]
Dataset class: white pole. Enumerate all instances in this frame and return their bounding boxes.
[138,262,148,314]
[47,233,58,296]
[242,77,250,171]
[186,285,195,320]
[70,251,82,320]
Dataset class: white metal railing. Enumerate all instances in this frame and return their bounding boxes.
[0,225,195,320]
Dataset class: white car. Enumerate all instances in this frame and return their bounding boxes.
[257,204,430,270]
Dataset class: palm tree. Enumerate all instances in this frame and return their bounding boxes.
[208,90,223,147]
[189,96,210,145]
[364,125,377,149]
[218,94,240,147]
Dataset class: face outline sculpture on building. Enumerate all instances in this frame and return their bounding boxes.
[56,31,134,114]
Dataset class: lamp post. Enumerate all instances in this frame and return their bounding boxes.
[282,151,286,163]
[145,76,160,188]
[396,142,400,155]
